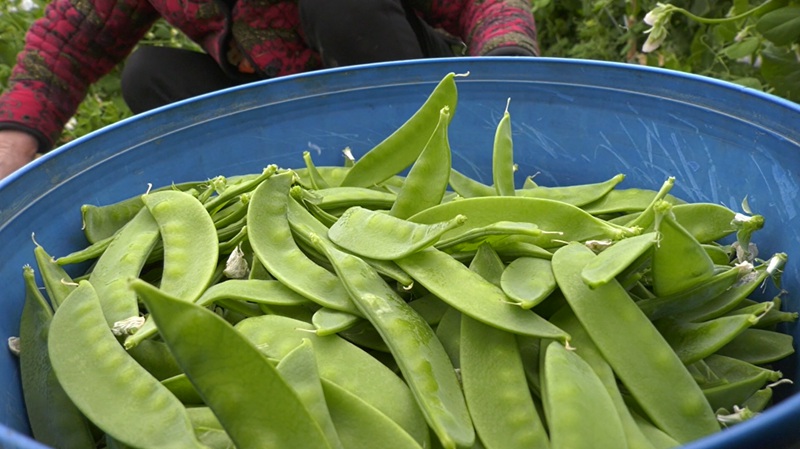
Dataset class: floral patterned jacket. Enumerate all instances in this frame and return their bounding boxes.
[0,0,538,151]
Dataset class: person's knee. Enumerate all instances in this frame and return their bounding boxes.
[120,46,165,113]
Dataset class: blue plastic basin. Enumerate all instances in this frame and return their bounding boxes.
[1,57,799,449]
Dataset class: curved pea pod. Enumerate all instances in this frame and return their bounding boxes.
[580,231,658,289]
[670,203,738,243]
[18,266,95,448]
[715,328,795,365]
[33,244,77,310]
[312,308,362,336]
[328,206,466,260]
[396,247,570,342]
[314,186,398,211]
[409,293,450,326]
[654,300,771,364]
[630,411,681,449]
[460,314,550,449]
[435,306,463,368]
[637,263,752,320]
[125,190,220,349]
[277,339,344,449]
[581,187,685,216]
[203,165,276,213]
[492,99,516,197]
[341,72,458,188]
[80,195,145,244]
[186,407,235,449]
[518,173,626,207]
[390,105,453,218]
[54,234,113,265]
[162,374,205,406]
[541,341,628,449]
[549,306,657,449]
[322,378,425,449]
[49,281,205,448]
[449,168,495,198]
[310,233,475,449]
[195,279,313,309]
[551,242,719,443]
[409,197,640,249]
[247,171,359,315]
[469,242,505,287]
[500,257,557,309]
[234,314,431,447]
[130,279,335,449]
[434,221,544,253]
[651,200,717,297]
[88,206,160,327]
[701,355,783,411]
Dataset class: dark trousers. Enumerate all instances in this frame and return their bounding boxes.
[121,0,456,114]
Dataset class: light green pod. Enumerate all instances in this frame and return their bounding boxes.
[501,257,557,309]
[580,232,657,289]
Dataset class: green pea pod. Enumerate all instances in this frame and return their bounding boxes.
[80,196,145,244]
[630,411,681,449]
[186,407,235,449]
[669,203,738,244]
[329,206,466,260]
[654,300,771,364]
[130,279,334,449]
[18,266,95,448]
[581,187,684,216]
[715,328,796,365]
[341,72,458,188]
[500,257,557,309]
[449,168,495,198]
[651,200,717,297]
[460,313,549,449]
[89,206,160,326]
[312,308,362,336]
[435,306,463,368]
[396,247,570,342]
[518,173,626,207]
[309,232,475,449]
[702,354,783,411]
[162,374,205,406]
[49,281,205,448]
[301,151,333,189]
[468,242,505,287]
[409,294,450,326]
[277,339,344,449]
[33,244,77,310]
[580,232,658,289]
[54,234,114,266]
[247,171,359,315]
[390,105,453,218]
[204,165,276,214]
[195,279,312,309]
[492,99,516,197]
[235,314,431,447]
[551,242,719,443]
[211,194,249,229]
[313,186,398,211]
[435,221,543,253]
[409,197,639,249]
[541,341,628,449]
[322,378,425,449]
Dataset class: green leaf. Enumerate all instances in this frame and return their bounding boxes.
[730,77,764,91]
[722,37,761,60]
[756,6,800,46]
[760,46,800,102]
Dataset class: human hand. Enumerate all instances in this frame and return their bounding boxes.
[0,130,38,180]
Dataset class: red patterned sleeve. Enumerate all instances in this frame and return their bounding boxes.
[412,0,539,57]
[0,0,159,151]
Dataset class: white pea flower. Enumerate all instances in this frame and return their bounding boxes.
[19,0,38,12]
[642,3,674,53]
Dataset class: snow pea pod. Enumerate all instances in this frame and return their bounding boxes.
[302,151,332,189]
[247,171,359,315]
[449,168,494,198]
[716,328,796,365]
[551,242,719,443]
[312,308,362,336]
[492,99,516,197]
[310,232,475,449]
[131,279,334,449]
[580,232,657,289]
[581,187,684,216]
[341,72,458,188]
[396,247,570,342]
[329,206,466,260]
[541,341,627,449]
[18,266,95,448]
[203,165,276,213]
[49,281,205,449]
[314,186,397,211]
[702,354,783,411]
[434,221,544,253]
[390,105,453,218]
[186,407,234,449]
[518,173,626,207]
[33,244,76,310]
[500,257,556,309]
[195,279,312,309]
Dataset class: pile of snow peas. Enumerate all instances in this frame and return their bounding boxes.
[11,72,798,449]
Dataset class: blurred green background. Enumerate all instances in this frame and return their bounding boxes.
[1,0,798,148]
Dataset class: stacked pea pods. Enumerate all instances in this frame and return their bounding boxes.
[12,73,797,449]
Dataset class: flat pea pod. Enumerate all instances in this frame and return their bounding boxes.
[88,206,160,326]
[460,313,549,449]
[702,355,782,411]
[186,407,235,449]
[195,279,312,309]
[33,244,76,310]
[518,173,626,207]
[341,72,458,188]
[580,187,684,215]
[276,339,344,449]
[541,341,627,449]
[449,168,495,198]
[650,200,716,297]
[492,99,516,197]
[310,233,475,449]
[48,281,205,449]
[301,151,332,189]
[396,247,570,342]
[654,301,770,364]
[390,105,453,218]
[434,221,544,253]
[580,232,658,289]
[312,308,362,336]
[715,328,796,365]
[54,234,113,265]
[328,206,466,260]
[409,197,639,249]
[162,374,205,406]
[435,306,463,368]
[313,186,397,211]
[203,165,276,213]
[500,257,557,309]
[80,195,145,244]
[234,314,430,446]
[125,190,220,349]
[130,279,334,449]
[551,242,719,443]
[670,203,737,243]
[247,171,359,315]
[19,266,95,448]
[322,378,425,449]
